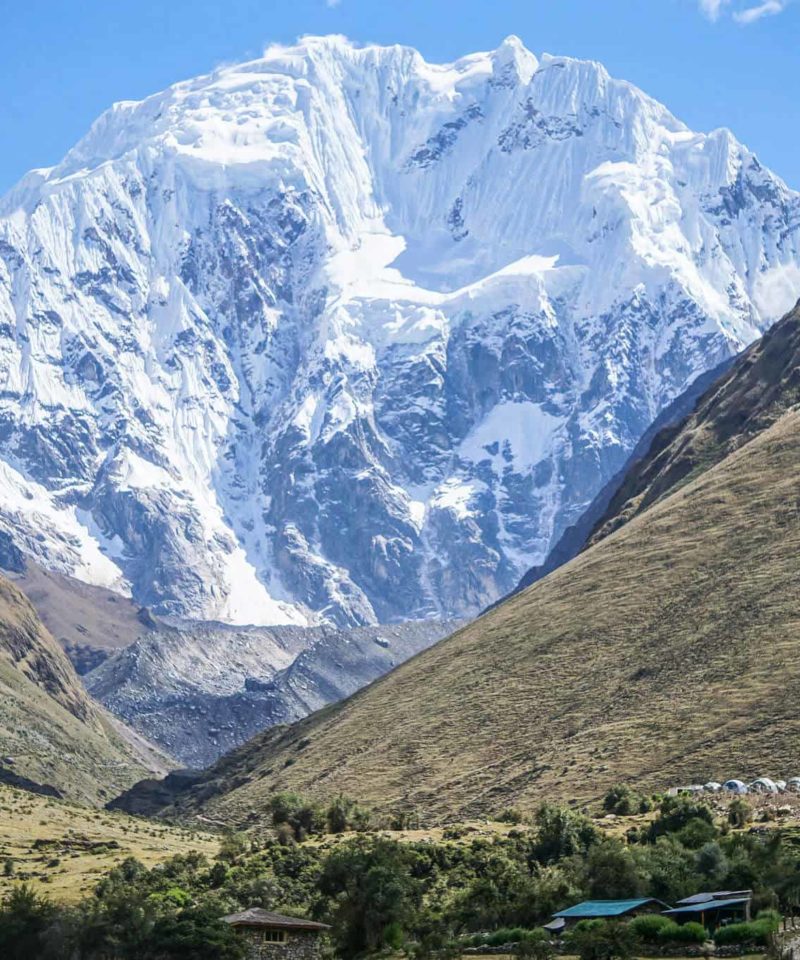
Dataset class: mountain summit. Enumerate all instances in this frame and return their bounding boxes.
[1,36,798,626]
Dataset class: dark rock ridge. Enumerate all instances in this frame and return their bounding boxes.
[506,355,735,598]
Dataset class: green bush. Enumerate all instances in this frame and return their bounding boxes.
[569,919,637,960]
[603,785,640,817]
[756,909,782,925]
[630,915,707,945]
[485,927,547,946]
[713,915,778,947]
[668,921,707,944]
[486,927,526,945]
[629,914,674,942]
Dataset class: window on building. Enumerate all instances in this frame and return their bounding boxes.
[257,929,288,943]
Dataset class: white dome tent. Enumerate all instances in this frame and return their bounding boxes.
[749,777,779,794]
[723,780,749,794]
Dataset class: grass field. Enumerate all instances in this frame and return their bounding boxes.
[0,784,219,902]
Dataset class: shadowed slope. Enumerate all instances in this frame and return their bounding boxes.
[161,396,800,823]
[0,575,170,804]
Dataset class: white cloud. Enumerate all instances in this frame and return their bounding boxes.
[698,0,790,21]
[325,0,342,6]
[699,0,731,19]
[752,263,800,320]
[733,0,787,22]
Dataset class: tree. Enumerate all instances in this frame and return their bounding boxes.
[728,797,753,828]
[318,837,423,956]
[694,841,728,886]
[582,840,644,900]
[569,920,636,960]
[145,906,246,959]
[529,864,581,919]
[327,795,355,834]
[631,836,699,903]
[217,830,250,864]
[646,795,715,843]
[533,805,598,864]
[0,884,62,960]
[603,786,636,817]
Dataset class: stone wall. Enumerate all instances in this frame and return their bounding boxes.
[236,929,326,960]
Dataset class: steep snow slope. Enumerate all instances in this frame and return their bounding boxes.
[1,35,799,625]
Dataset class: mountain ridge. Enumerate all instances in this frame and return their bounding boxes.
[1,36,798,628]
[132,304,800,823]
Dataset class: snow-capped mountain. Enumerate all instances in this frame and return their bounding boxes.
[1,35,799,626]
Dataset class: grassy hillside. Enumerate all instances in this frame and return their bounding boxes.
[0,784,219,903]
[0,575,169,804]
[162,395,800,823]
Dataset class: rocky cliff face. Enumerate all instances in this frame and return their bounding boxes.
[1,35,799,627]
[86,618,461,767]
[585,299,800,547]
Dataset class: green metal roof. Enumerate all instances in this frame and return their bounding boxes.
[554,899,660,919]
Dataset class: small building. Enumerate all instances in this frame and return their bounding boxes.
[222,908,330,960]
[667,785,705,797]
[664,891,752,931]
[552,899,669,929]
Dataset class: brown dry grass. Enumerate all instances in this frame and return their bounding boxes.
[0,784,219,903]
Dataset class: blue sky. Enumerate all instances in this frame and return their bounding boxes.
[1,0,798,194]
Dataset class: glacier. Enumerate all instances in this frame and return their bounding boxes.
[0,34,798,626]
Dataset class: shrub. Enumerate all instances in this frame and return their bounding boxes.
[569,919,637,960]
[728,797,753,828]
[714,915,779,947]
[485,927,548,946]
[487,927,526,945]
[629,915,706,945]
[647,795,716,843]
[668,921,707,944]
[629,914,674,942]
[499,808,525,825]
[517,934,555,960]
[757,909,782,925]
[604,786,638,817]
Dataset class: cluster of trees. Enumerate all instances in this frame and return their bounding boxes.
[1,792,798,959]
[266,792,373,842]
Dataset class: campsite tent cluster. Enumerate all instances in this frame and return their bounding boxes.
[544,891,753,937]
[668,777,800,796]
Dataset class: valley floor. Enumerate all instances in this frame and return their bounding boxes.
[0,784,220,902]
